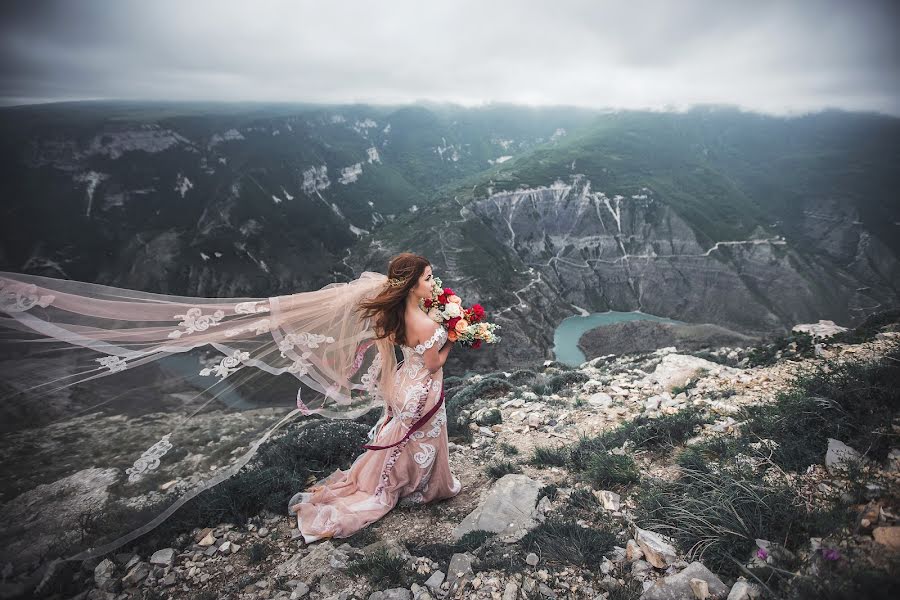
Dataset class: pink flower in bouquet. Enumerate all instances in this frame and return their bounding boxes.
[424,275,500,348]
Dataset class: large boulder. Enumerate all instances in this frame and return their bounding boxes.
[276,540,353,595]
[649,355,737,392]
[452,474,542,541]
[792,320,847,339]
[634,527,678,569]
[446,552,474,597]
[825,438,863,474]
[0,467,120,573]
[640,562,729,600]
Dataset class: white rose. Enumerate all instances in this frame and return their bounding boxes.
[444,302,461,317]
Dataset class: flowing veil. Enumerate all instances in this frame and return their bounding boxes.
[0,270,398,568]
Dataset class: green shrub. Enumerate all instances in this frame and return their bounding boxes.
[507,369,538,385]
[346,547,413,588]
[568,408,709,472]
[537,484,559,503]
[567,488,599,510]
[747,331,816,367]
[529,444,569,467]
[585,453,640,487]
[485,460,522,479]
[783,559,900,600]
[740,343,900,470]
[828,308,900,345]
[409,530,496,565]
[674,445,713,473]
[545,371,589,393]
[477,408,503,426]
[457,529,496,552]
[520,517,617,567]
[630,408,710,450]
[447,377,513,440]
[499,442,520,456]
[636,466,848,577]
[246,542,270,564]
[606,577,645,600]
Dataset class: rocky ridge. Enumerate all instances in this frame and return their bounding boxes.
[8,324,900,600]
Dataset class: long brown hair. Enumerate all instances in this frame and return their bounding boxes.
[355,252,431,347]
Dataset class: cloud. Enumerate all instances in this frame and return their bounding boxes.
[1,0,898,116]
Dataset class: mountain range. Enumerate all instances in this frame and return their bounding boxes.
[1,101,898,371]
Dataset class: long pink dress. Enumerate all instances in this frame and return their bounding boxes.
[288,326,462,543]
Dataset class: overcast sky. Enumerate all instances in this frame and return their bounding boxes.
[1,0,898,117]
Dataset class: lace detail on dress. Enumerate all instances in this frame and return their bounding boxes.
[414,327,447,354]
[96,356,128,373]
[199,349,250,379]
[234,300,270,314]
[224,318,271,337]
[361,351,384,399]
[403,352,427,380]
[278,331,336,376]
[0,280,55,313]
[168,307,226,339]
[413,442,436,468]
[410,403,446,441]
[398,381,430,426]
[373,375,432,500]
[125,434,173,482]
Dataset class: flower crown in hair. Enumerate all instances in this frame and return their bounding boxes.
[387,276,409,288]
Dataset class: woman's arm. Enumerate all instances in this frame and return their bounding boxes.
[425,336,454,374]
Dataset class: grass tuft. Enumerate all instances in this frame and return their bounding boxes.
[529,444,569,467]
[346,547,413,588]
[585,452,640,487]
[485,460,523,479]
[520,517,617,567]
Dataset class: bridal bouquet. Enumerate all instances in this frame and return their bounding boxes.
[420,276,501,348]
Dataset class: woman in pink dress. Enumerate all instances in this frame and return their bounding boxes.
[288,253,462,543]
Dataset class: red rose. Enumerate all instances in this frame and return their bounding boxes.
[424,299,433,309]
[448,316,461,329]
[443,287,453,296]
[466,303,485,322]
[437,294,447,304]
[473,339,482,349]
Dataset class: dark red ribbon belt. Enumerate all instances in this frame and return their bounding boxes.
[362,381,446,450]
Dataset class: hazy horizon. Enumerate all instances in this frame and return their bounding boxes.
[2,0,899,118]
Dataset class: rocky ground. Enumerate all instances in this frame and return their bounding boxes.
[5,320,899,600]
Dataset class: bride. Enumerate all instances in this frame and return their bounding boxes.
[0,251,462,557]
[288,253,462,543]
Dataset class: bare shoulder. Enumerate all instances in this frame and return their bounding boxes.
[407,312,440,346]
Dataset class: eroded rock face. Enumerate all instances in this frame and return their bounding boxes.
[466,177,899,369]
[452,474,543,541]
[649,354,739,392]
[0,467,120,573]
[792,320,848,339]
